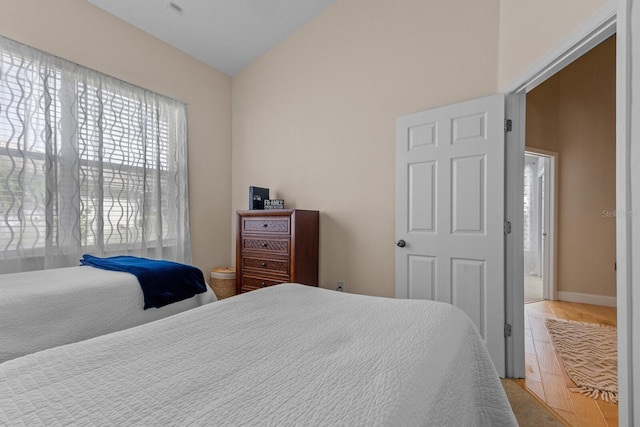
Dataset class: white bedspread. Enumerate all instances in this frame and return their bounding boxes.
[0,284,516,426]
[0,266,216,363]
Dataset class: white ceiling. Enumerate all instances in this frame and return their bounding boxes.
[88,0,336,76]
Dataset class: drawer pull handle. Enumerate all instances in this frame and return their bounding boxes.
[261,262,267,268]
[261,281,266,287]
[262,243,268,248]
[263,223,269,228]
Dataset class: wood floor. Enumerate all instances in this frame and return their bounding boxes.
[523,300,618,426]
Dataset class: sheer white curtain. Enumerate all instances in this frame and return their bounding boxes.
[0,36,191,273]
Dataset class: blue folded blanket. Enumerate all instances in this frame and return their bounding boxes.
[80,254,207,309]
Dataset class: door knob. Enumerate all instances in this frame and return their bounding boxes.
[396,239,406,248]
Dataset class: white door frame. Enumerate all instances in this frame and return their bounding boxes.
[525,148,558,301]
[504,0,639,423]
[537,171,544,279]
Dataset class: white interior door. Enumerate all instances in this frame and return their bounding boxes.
[395,94,506,375]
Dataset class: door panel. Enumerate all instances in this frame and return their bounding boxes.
[408,161,436,233]
[396,94,505,375]
[452,258,486,337]
[452,155,485,234]
[408,255,436,300]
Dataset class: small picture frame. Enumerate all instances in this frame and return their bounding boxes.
[249,186,269,210]
[264,199,285,210]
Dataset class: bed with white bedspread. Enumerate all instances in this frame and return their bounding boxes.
[0,266,216,363]
[0,284,516,426]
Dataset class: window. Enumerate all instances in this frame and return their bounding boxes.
[0,37,191,273]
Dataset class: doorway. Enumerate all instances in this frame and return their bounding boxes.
[503,5,619,382]
[523,153,544,302]
[523,150,556,304]
[517,34,617,424]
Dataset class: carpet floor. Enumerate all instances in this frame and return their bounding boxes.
[502,379,565,426]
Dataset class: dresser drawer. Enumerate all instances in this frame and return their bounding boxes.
[242,256,289,274]
[242,218,290,234]
[242,237,290,254]
[240,275,288,293]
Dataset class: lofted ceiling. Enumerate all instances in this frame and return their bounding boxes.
[88,0,336,76]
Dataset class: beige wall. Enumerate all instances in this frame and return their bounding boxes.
[498,0,609,89]
[232,0,616,297]
[526,36,616,297]
[232,0,501,296]
[0,0,233,280]
[2,0,614,297]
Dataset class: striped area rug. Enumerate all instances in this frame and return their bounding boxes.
[545,318,617,403]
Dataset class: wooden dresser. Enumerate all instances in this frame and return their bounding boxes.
[236,209,319,294]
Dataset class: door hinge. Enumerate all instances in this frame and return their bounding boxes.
[504,119,513,133]
[504,221,512,234]
[504,323,512,338]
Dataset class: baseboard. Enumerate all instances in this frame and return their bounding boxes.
[556,291,617,307]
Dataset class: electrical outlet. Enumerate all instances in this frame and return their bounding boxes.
[336,281,344,292]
